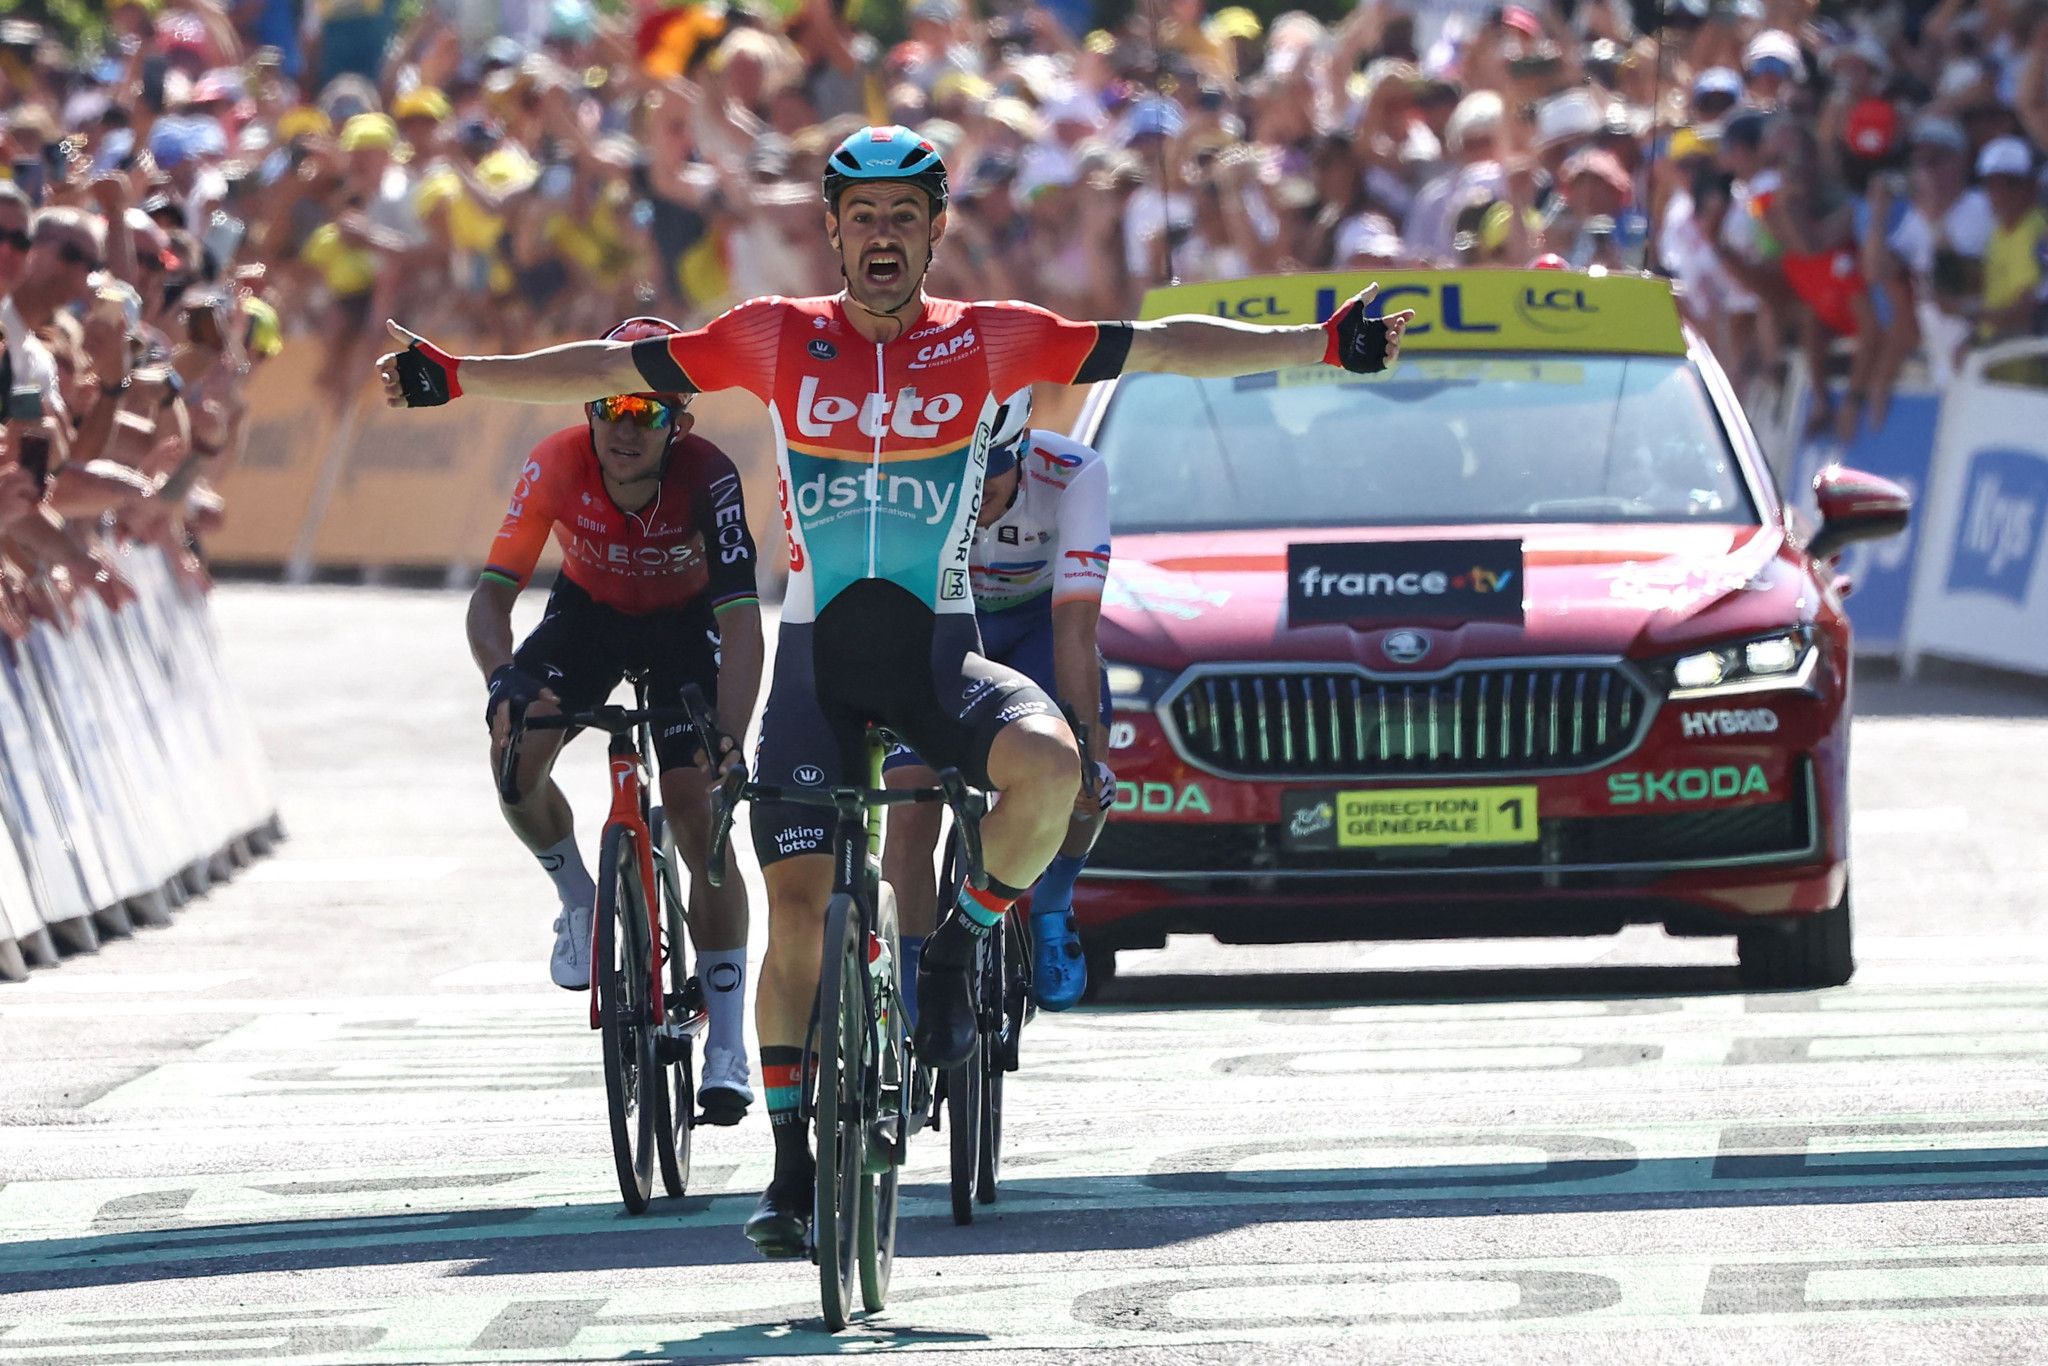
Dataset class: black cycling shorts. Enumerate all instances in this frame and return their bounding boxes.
[751,579,1056,866]
[512,574,721,773]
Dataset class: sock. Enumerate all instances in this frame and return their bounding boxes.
[899,935,925,1030]
[696,948,746,1060]
[537,834,595,909]
[760,1045,812,1180]
[1032,853,1088,915]
[953,881,1014,939]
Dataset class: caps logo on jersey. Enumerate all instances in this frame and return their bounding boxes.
[999,525,1019,544]
[909,328,976,370]
[808,339,837,360]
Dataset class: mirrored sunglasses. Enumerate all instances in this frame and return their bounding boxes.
[587,394,680,429]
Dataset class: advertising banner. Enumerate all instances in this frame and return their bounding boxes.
[1903,341,2048,677]
[1790,387,1942,653]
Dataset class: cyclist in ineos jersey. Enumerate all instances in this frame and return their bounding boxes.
[469,316,764,1123]
[378,125,1410,1256]
[880,388,1114,1011]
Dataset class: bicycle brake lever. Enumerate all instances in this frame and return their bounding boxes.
[939,768,990,891]
[495,699,529,805]
[706,761,748,889]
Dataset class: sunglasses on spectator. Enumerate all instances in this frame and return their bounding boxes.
[55,241,103,271]
[0,227,28,252]
[587,394,683,429]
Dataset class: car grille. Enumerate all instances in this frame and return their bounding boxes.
[1164,665,1650,778]
[1091,773,1812,876]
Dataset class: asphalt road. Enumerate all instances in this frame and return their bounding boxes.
[3,585,2047,1364]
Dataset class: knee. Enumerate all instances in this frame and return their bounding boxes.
[1000,718,1081,804]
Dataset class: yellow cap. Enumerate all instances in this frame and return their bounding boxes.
[338,113,399,152]
[932,71,994,106]
[1084,28,1117,55]
[1206,6,1262,41]
[274,106,333,142]
[392,86,451,122]
[1668,126,1718,161]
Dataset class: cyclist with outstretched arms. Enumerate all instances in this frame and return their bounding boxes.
[879,388,1114,1010]
[378,125,1410,1256]
[469,317,764,1123]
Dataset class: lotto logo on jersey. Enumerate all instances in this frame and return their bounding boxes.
[795,375,965,441]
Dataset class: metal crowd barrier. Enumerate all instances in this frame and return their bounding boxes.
[0,545,282,981]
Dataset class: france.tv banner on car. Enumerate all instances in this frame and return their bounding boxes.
[1287,540,1525,625]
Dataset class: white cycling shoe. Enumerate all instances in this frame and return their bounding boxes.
[697,1044,753,1125]
[549,905,592,991]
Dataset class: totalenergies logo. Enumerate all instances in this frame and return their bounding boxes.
[795,375,965,440]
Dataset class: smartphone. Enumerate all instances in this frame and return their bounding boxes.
[184,302,226,350]
[11,156,43,207]
[16,429,50,490]
[6,386,42,424]
[141,54,168,113]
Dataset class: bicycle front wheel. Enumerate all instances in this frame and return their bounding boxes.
[650,808,693,1200]
[814,892,865,1330]
[597,825,657,1214]
[976,921,1005,1206]
[858,880,903,1312]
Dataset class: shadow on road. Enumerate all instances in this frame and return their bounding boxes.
[1091,962,1746,1009]
[9,1144,2047,1296]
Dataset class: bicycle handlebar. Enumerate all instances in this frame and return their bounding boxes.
[493,700,716,805]
[668,685,989,893]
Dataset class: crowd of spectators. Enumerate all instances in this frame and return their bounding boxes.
[0,0,2044,558]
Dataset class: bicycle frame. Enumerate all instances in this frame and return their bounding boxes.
[594,722,666,1035]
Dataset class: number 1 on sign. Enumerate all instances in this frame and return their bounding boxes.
[1498,796,1526,833]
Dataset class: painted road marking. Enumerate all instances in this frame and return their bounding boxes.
[6,1247,2048,1361]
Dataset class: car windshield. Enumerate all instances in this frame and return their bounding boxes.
[1094,355,1758,534]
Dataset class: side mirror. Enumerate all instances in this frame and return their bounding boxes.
[1808,465,1910,564]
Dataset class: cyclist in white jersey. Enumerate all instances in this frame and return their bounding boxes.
[882,388,1113,1010]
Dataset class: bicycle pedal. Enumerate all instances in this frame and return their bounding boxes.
[653,1033,693,1065]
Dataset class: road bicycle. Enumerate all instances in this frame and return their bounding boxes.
[498,679,710,1212]
[685,691,987,1331]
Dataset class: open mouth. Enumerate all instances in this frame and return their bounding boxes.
[861,250,904,287]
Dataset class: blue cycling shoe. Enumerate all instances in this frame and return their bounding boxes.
[1031,910,1087,1010]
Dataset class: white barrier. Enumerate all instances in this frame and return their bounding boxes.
[0,544,282,981]
[1901,340,2048,679]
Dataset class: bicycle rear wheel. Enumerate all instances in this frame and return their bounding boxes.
[596,825,657,1214]
[859,881,903,1312]
[814,892,865,1330]
[650,809,694,1200]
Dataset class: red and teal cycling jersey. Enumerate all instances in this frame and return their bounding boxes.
[639,294,1129,626]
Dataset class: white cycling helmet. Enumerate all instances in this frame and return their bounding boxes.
[986,388,1032,476]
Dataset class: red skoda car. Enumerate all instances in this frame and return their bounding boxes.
[1073,270,1909,990]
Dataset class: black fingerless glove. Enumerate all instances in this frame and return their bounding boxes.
[395,339,462,407]
[1320,298,1394,374]
[486,663,543,728]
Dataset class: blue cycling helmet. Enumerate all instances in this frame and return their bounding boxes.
[821,125,950,214]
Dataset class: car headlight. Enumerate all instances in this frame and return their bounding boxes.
[1105,662,1176,707]
[1656,629,1816,699]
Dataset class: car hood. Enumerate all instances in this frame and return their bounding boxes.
[1100,523,1813,669]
